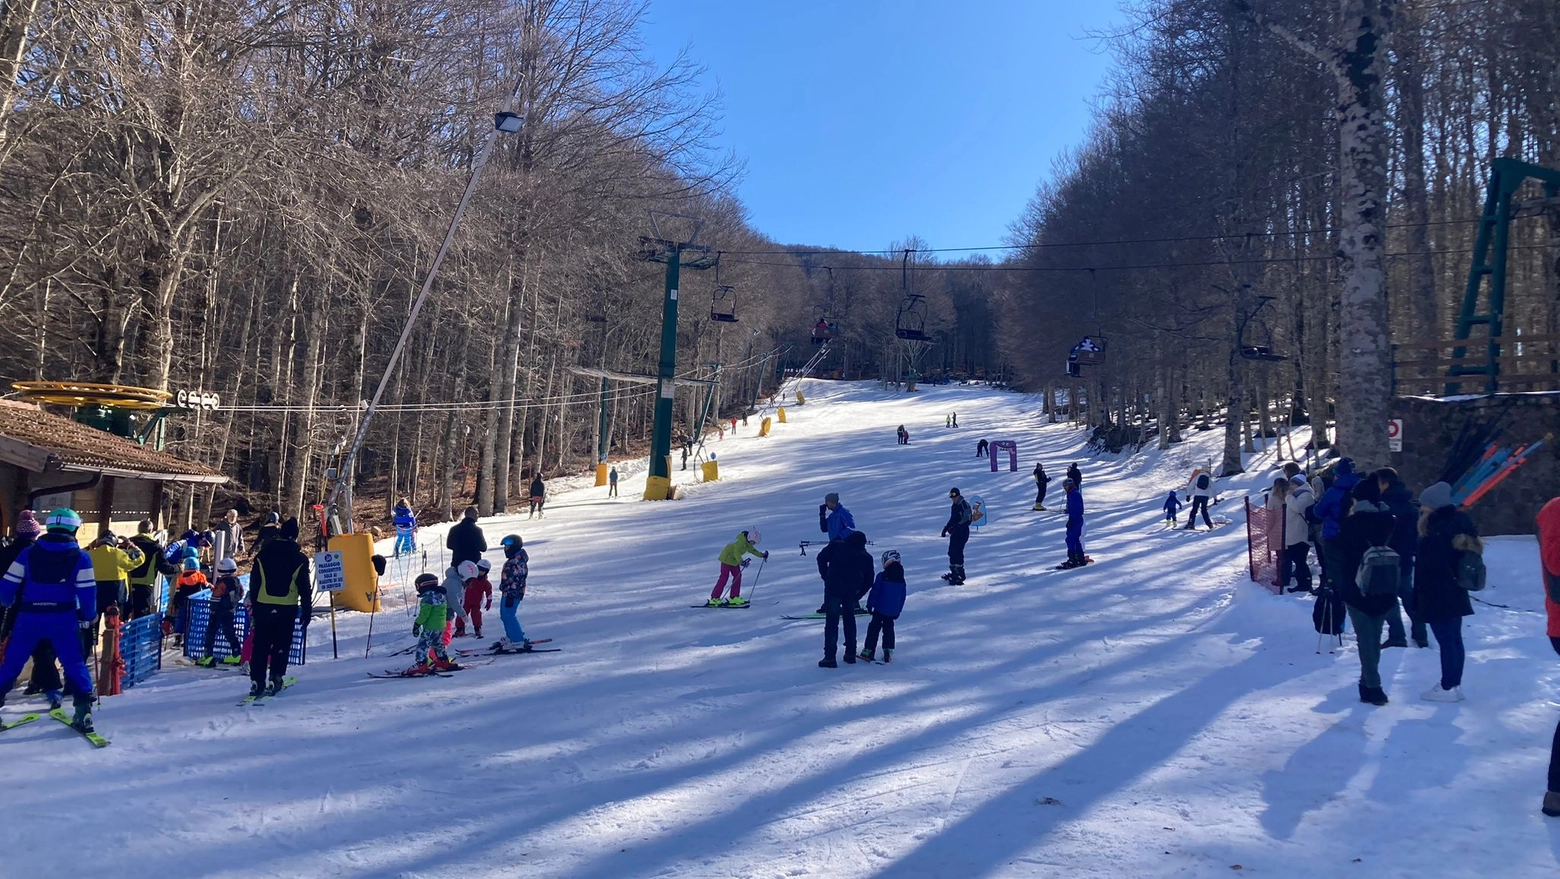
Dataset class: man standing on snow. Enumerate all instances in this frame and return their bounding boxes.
[1059,478,1087,568]
[0,509,99,732]
[1032,462,1051,511]
[1184,468,1215,530]
[447,506,487,571]
[248,517,312,698]
[1066,462,1083,487]
[814,493,857,613]
[941,487,972,584]
[815,531,873,668]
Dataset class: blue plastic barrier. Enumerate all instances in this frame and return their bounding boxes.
[119,612,164,690]
[182,590,306,666]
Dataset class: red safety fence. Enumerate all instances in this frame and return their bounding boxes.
[1245,497,1284,594]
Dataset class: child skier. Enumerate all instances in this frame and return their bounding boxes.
[392,499,417,558]
[1032,462,1050,511]
[860,550,907,663]
[199,558,245,666]
[457,558,493,639]
[707,529,768,607]
[411,573,457,671]
[169,557,209,646]
[1162,490,1182,525]
[443,563,477,640]
[496,534,533,652]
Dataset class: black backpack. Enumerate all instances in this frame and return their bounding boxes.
[1196,474,1210,490]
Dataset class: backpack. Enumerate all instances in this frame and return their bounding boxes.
[1457,550,1486,592]
[1196,474,1210,491]
[1355,543,1402,596]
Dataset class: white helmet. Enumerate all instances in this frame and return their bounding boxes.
[746,529,761,546]
[476,558,492,573]
[216,558,238,574]
[457,561,480,581]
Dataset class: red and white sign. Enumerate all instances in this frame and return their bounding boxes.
[1387,419,1403,452]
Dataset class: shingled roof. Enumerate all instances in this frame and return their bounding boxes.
[0,400,227,483]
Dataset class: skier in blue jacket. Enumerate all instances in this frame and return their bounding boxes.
[392,500,417,558]
[860,550,907,663]
[1313,457,1360,590]
[819,493,855,542]
[1059,479,1088,568]
[1162,490,1182,524]
[0,509,98,732]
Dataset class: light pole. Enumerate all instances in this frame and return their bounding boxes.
[327,112,523,523]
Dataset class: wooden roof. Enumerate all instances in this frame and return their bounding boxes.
[0,400,227,484]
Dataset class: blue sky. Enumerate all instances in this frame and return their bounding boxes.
[639,0,1123,254]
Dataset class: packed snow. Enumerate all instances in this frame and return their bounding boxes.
[4,380,1557,878]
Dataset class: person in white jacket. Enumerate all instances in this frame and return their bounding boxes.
[1282,475,1316,593]
[1183,469,1215,530]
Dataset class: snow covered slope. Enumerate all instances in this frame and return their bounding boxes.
[4,381,1555,878]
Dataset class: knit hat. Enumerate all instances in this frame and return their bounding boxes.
[949,487,961,498]
[280,517,300,542]
[1336,457,1356,477]
[45,508,81,533]
[1419,481,1454,511]
[15,509,42,539]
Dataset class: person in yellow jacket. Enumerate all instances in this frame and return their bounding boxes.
[86,531,143,621]
[706,529,767,607]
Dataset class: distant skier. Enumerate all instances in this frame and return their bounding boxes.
[1162,490,1182,525]
[706,529,768,607]
[496,535,533,652]
[945,415,951,429]
[896,425,910,445]
[1032,463,1051,511]
[1058,478,1088,568]
[529,474,547,518]
[816,531,873,668]
[456,558,493,639]
[860,550,907,664]
[608,466,619,498]
[0,509,98,732]
[411,573,457,671]
[1066,462,1083,487]
[940,487,972,585]
[446,505,486,570]
[392,499,417,558]
[976,438,989,458]
[1183,468,1215,530]
[952,412,958,428]
[248,517,312,698]
[199,558,245,666]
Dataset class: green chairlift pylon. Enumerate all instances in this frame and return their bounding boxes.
[1447,158,1560,394]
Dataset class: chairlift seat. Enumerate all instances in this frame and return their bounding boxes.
[710,312,739,323]
[896,328,930,342]
[1239,345,1287,363]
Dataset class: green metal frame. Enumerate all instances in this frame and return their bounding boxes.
[1448,158,1560,394]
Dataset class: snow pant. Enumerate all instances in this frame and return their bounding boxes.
[443,618,453,648]
[1185,497,1212,528]
[451,595,471,635]
[129,583,156,619]
[1428,617,1466,690]
[710,563,743,600]
[0,612,92,706]
[416,627,449,664]
[608,483,618,497]
[240,627,254,665]
[864,613,895,652]
[822,586,858,660]
[462,592,485,636]
[500,595,526,643]
[1282,543,1313,591]
[529,497,544,517]
[1065,519,1083,559]
[947,526,970,580]
[249,605,297,688]
[1385,571,1426,645]
[394,529,415,557]
[1549,637,1560,793]
[23,640,63,695]
[1346,606,1387,690]
[205,606,241,658]
[94,579,124,617]
[1035,483,1048,507]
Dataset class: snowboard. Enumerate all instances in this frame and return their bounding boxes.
[48,708,109,747]
[1053,556,1095,570]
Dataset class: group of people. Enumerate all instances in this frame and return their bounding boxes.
[442,506,534,658]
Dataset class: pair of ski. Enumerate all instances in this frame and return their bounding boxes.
[0,709,110,747]
[239,676,298,705]
[373,639,557,677]
[691,602,754,610]
[454,638,556,657]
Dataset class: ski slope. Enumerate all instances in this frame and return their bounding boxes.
[3,380,1557,879]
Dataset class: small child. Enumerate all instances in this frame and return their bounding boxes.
[860,550,907,663]
[497,535,532,651]
[200,558,244,666]
[1162,490,1182,525]
[707,529,767,607]
[442,563,476,643]
[169,558,209,647]
[412,573,456,671]
[459,559,493,639]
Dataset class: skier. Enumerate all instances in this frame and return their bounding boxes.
[392,499,417,558]
[1183,468,1215,530]
[1032,462,1050,511]
[127,519,175,620]
[496,534,533,652]
[199,558,244,666]
[952,412,958,428]
[1537,496,1560,818]
[945,415,950,429]
[975,438,989,458]
[446,506,486,571]
[215,509,244,561]
[940,487,972,584]
[247,517,312,699]
[1162,490,1182,525]
[820,493,855,542]
[707,529,768,607]
[1282,475,1316,593]
[816,530,873,668]
[444,562,480,639]
[608,466,619,498]
[411,573,457,671]
[1058,478,1088,568]
[168,557,208,646]
[0,510,63,708]
[860,549,907,663]
[460,558,493,639]
[896,425,910,445]
[0,509,98,732]
[528,474,547,519]
[1066,462,1083,487]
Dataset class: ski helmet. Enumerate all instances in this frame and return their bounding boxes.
[216,558,238,574]
[182,557,200,572]
[457,560,480,581]
[415,573,438,589]
[501,534,524,557]
[476,558,492,573]
[746,529,761,546]
[880,549,901,567]
[45,508,81,534]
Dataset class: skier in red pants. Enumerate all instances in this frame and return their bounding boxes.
[459,559,493,639]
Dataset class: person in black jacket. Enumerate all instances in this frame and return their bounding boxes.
[447,506,487,570]
[941,488,972,584]
[815,531,873,668]
[1374,468,1426,649]
[1336,479,1399,706]
[528,476,547,519]
[1032,463,1050,511]
[247,517,312,698]
[1411,481,1477,702]
[1066,463,1083,487]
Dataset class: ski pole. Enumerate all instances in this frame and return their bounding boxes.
[744,557,768,602]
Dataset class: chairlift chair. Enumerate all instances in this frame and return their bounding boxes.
[710,284,739,323]
[1237,296,1287,363]
[895,293,930,342]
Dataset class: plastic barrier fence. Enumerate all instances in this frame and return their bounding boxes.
[119,612,163,690]
[1244,497,1284,594]
[182,590,306,666]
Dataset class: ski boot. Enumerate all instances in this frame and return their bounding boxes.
[71,697,94,734]
[1033,504,1047,511]
[727,596,749,608]
[222,655,242,666]
[858,648,875,662]
[882,649,893,663]
[433,657,460,672]
[818,657,838,669]
[706,597,724,607]
[815,604,827,615]
[46,690,63,711]
[248,680,266,699]
[473,628,482,639]
[266,678,286,697]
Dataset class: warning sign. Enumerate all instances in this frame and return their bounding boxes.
[1387,419,1403,453]
[313,551,346,592]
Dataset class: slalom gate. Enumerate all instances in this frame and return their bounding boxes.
[1244,498,1283,594]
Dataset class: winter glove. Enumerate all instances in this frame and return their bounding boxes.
[503,595,517,609]
[485,600,492,610]
[819,503,828,515]
[940,529,948,538]
[762,551,769,560]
